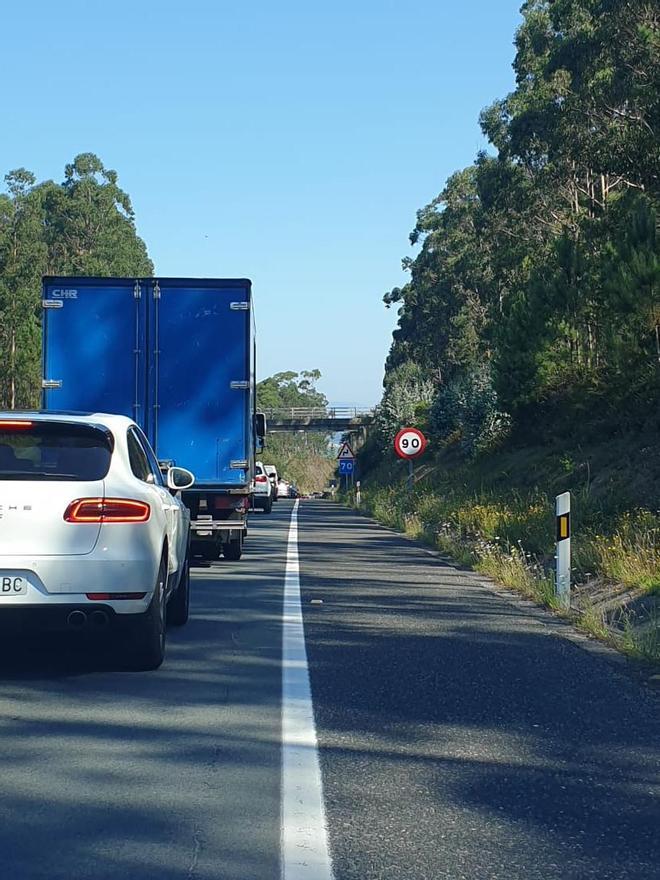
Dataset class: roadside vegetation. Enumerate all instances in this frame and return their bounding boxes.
[357,432,660,662]
[257,371,335,493]
[359,1,660,663]
[0,153,152,409]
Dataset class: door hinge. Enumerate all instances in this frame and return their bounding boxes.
[230,301,250,311]
[134,281,141,299]
[42,379,62,390]
[42,300,63,310]
[230,460,248,469]
[230,381,249,390]
[153,281,161,299]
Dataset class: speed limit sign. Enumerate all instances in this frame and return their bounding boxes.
[394,427,427,459]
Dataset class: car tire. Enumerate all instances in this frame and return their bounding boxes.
[129,553,167,671]
[223,536,243,561]
[263,497,273,514]
[167,543,190,626]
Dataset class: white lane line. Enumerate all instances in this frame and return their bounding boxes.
[282,500,335,880]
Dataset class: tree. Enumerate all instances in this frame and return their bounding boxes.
[257,370,327,410]
[0,171,47,408]
[375,0,659,463]
[256,371,334,491]
[0,154,153,408]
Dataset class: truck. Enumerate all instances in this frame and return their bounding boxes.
[41,276,265,561]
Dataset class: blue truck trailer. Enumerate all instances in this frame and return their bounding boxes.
[41,276,265,560]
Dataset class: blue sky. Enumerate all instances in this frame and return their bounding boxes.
[2,1,522,405]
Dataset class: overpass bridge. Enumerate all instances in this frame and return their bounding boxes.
[262,407,373,433]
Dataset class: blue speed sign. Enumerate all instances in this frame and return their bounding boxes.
[339,460,354,474]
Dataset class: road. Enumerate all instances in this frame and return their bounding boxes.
[0,500,658,879]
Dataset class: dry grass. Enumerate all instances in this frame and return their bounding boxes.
[361,481,660,663]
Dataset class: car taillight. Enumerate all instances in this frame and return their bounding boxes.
[64,498,151,523]
[0,420,33,430]
[255,475,268,483]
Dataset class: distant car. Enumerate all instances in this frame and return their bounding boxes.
[0,412,195,670]
[253,461,273,513]
[264,465,279,500]
[277,479,291,499]
[288,484,299,499]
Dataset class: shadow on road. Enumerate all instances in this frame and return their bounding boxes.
[0,507,291,880]
[299,501,660,880]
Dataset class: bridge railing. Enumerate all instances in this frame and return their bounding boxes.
[261,407,373,421]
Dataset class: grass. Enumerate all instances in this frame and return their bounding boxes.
[356,441,660,664]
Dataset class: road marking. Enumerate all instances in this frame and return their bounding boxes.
[281,500,334,880]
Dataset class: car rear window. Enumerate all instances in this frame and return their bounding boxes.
[0,422,113,481]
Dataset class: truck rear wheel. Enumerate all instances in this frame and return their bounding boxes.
[223,536,243,561]
[199,542,222,561]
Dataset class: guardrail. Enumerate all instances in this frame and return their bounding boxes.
[261,407,373,420]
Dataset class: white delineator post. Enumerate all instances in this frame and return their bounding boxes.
[555,491,571,609]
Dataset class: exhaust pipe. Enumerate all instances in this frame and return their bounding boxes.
[90,610,109,628]
[67,610,87,629]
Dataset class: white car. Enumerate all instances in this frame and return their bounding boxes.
[264,464,279,500]
[0,412,195,670]
[253,461,273,513]
[277,479,291,499]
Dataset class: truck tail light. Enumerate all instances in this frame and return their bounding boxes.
[211,495,247,511]
[64,498,151,523]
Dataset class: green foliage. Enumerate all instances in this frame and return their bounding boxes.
[376,0,659,454]
[256,370,334,492]
[262,433,335,493]
[372,361,435,451]
[257,370,327,410]
[429,365,510,455]
[0,154,153,409]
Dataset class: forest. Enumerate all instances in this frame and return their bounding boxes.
[361,0,659,658]
[370,0,658,456]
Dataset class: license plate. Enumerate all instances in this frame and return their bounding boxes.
[0,575,28,596]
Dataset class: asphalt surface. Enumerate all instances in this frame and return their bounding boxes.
[0,506,290,880]
[0,499,658,880]
[298,502,660,880]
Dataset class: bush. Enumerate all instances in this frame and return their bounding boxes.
[429,366,510,456]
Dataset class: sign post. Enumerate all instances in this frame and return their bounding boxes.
[393,427,427,492]
[337,442,356,494]
[555,491,571,609]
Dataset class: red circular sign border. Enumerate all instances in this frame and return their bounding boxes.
[394,427,427,460]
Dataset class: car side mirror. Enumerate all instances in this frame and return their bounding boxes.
[255,412,267,448]
[166,466,195,492]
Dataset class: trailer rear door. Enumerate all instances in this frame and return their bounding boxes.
[148,279,251,486]
[42,278,146,420]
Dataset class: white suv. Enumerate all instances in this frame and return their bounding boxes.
[0,412,195,670]
[253,461,273,513]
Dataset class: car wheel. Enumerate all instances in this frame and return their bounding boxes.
[264,497,273,514]
[223,536,243,560]
[167,543,190,626]
[129,553,167,671]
